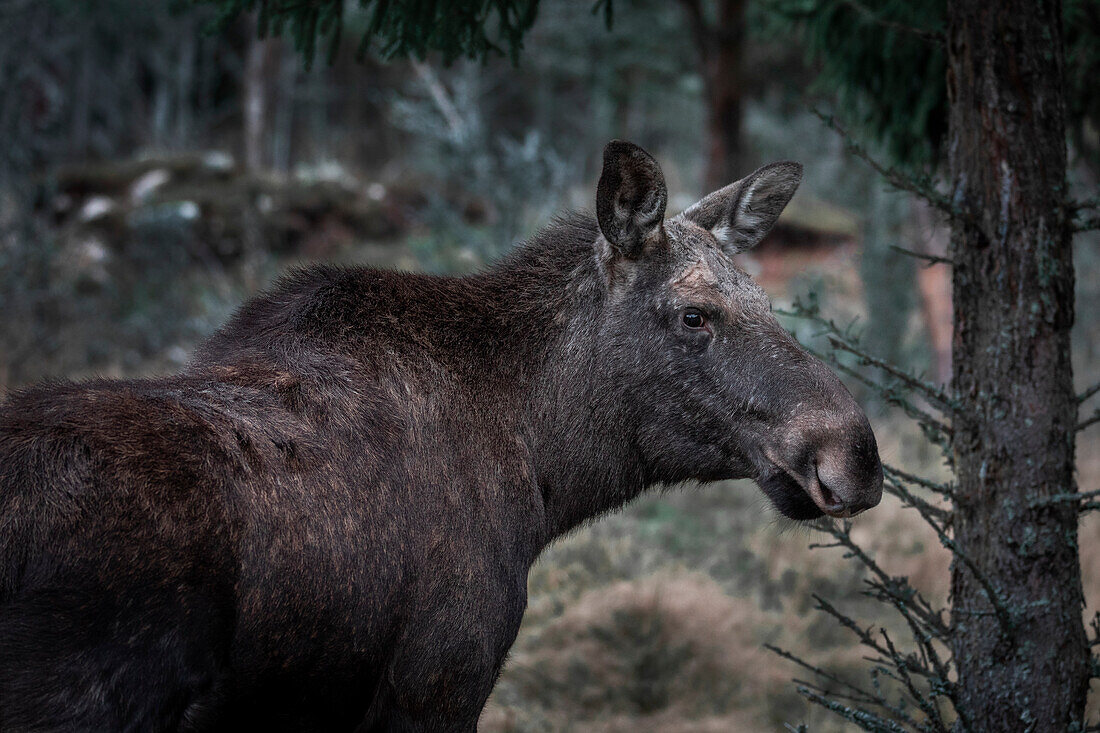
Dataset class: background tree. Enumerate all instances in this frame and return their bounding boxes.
[677,0,748,189]
[946,0,1089,725]
[198,0,758,191]
[763,0,1100,729]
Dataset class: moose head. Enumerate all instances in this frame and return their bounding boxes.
[589,140,883,519]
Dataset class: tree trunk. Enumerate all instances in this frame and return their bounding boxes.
[243,23,278,172]
[680,0,746,190]
[946,0,1089,729]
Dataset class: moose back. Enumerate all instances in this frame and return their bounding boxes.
[0,141,882,731]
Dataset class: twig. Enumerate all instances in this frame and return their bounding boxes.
[810,520,950,641]
[879,629,949,732]
[838,0,944,46]
[1074,214,1100,233]
[776,297,956,421]
[1071,195,1100,212]
[894,604,954,701]
[812,109,958,220]
[1079,381,1100,405]
[812,594,938,683]
[815,345,953,440]
[883,478,1016,635]
[766,645,881,707]
[867,666,939,732]
[827,335,955,411]
[793,677,882,709]
[796,686,915,733]
[409,59,465,139]
[775,319,954,443]
[1028,489,1100,508]
[884,464,955,499]
[797,675,926,732]
[1078,408,1100,433]
[883,477,950,523]
[889,244,954,267]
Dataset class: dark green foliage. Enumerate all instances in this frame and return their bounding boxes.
[757,0,947,170]
[197,0,544,67]
[760,0,1100,173]
[389,0,701,268]
[1065,0,1100,171]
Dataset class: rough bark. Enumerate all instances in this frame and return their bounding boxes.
[946,0,1089,729]
[679,0,746,190]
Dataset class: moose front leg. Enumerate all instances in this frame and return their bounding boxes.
[360,578,526,732]
[360,634,515,732]
[361,664,500,733]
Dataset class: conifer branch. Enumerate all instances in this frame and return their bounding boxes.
[776,297,956,439]
[765,645,881,707]
[883,475,949,523]
[838,0,945,46]
[1079,381,1100,405]
[796,686,914,733]
[806,343,953,442]
[878,629,949,732]
[812,109,957,220]
[884,464,955,499]
[1028,488,1100,509]
[809,595,933,681]
[1073,214,1100,233]
[1078,408,1100,433]
[801,673,927,731]
[882,478,1015,635]
[1070,195,1100,213]
[826,335,955,411]
[810,519,949,640]
[889,245,953,267]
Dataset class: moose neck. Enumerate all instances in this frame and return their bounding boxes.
[193,213,647,547]
[475,217,649,543]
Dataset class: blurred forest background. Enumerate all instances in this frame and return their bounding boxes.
[1,0,1099,730]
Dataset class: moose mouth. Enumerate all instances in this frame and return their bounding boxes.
[757,462,860,521]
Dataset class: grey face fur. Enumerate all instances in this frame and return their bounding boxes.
[595,141,882,519]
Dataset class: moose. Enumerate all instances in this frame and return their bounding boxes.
[0,141,882,731]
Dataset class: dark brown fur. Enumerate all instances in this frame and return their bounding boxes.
[0,142,881,731]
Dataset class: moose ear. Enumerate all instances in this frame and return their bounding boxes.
[596,140,668,259]
[679,161,802,255]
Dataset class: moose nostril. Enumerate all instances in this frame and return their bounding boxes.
[817,479,845,511]
[811,459,840,505]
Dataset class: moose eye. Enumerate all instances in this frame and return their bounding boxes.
[682,308,707,330]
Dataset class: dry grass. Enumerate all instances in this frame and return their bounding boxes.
[483,417,1100,731]
[483,572,864,731]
